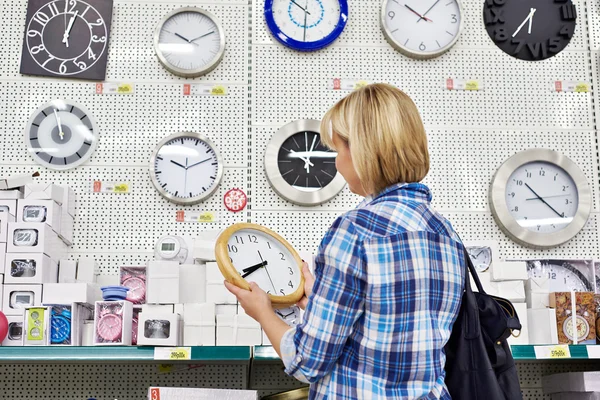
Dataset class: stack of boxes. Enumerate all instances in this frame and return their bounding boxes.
[542,372,600,399]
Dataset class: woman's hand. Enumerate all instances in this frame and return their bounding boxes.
[224,280,273,323]
[298,261,316,310]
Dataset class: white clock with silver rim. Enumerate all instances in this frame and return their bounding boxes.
[25,99,99,170]
[489,149,591,249]
[149,132,224,205]
[381,0,464,59]
[154,7,226,78]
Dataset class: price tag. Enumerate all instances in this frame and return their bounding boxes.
[331,78,372,91]
[95,82,135,94]
[587,346,600,358]
[534,345,571,359]
[445,78,483,91]
[154,347,192,360]
[175,210,218,223]
[92,181,131,193]
[224,188,247,212]
[183,83,228,96]
[554,81,590,93]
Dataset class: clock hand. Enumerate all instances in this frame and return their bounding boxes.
[291,0,311,15]
[418,0,441,23]
[527,8,536,34]
[303,0,308,42]
[404,4,433,22]
[475,249,484,258]
[526,194,571,201]
[53,109,65,141]
[62,11,78,47]
[242,261,268,273]
[190,31,215,42]
[258,250,277,292]
[512,8,536,38]
[174,32,197,46]
[524,183,565,219]
[183,157,188,195]
[170,160,187,169]
[187,157,212,169]
[289,150,315,167]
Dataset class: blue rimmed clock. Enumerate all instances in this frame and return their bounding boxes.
[50,307,71,344]
[264,0,348,51]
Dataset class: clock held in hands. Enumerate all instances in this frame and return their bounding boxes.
[20,0,113,80]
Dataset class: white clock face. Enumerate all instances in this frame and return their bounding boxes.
[271,0,341,43]
[527,261,593,292]
[382,0,462,57]
[156,9,224,76]
[505,162,579,234]
[26,100,99,170]
[467,246,492,272]
[275,306,302,326]
[227,229,302,296]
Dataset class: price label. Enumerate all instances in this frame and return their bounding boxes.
[587,345,600,359]
[95,82,135,94]
[92,181,131,193]
[149,388,161,400]
[154,347,192,360]
[446,78,483,91]
[183,83,228,96]
[331,78,372,91]
[175,210,218,223]
[554,80,590,93]
[534,345,571,359]
[224,188,247,212]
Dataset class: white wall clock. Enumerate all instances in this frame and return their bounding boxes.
[264,0,349,51]
[489,148,591,249]
[381,0,464,59]
[463,240,500,273]
[154,7,226,78]
[25,99,99,170]
[265,119,346,206]
[149,132,224,205]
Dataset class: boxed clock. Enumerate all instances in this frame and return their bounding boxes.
[183,303,216,346]
[93,300,133,345]
[137,312,181,347]
[43,282,101,305]
[2,315,24,346]
[179,263,206,304]
[549,292,596,345]
[23,306,51,346]
[527,260,595,293]
[42,303,93,346]
[0,212,13,243]
[2,284,42,316]
[206,262,236,304]
[6,222,67,261]
[147,260,179,304]
[234,314,261,346]
[58,259,77,283]
[0,200,17,217]
[23,184,64,204]
[4,253,58,284]
[17,199,62,233]
[120,266,146,304]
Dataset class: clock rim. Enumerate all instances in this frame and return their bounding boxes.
[153,6,226,78]
[215,222,305,306]
[24,99,100,171]
[489,148,592,249]
[149,131,224,205]
[380,0,465,60]
[265,119,346,206]
[264,0,349,52]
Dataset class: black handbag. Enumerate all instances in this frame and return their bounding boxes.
[444,247,523,400]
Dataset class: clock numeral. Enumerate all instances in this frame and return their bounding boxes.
[526,171,532,178]
[235,236,244,245]
[527,42,548,59]
[267,242,272,249]
[80,5,91,17]
[288,267,294,275]
[484,8,505,25]
[566,199,570,205]
[549,37,561,53]
[47,2,60,17]
[87,48,97,60]
[74,60,86,70]
[549,272,556,280]
[539,169,546,176]
[288,280,294,288]
[563,185,569,191]
[485,0,506,6]
[91,35,106,43]
[451,14,458,23]
[42,56,55,67]
[388,11,395,19]
[59,60,68,74]
[514,206,519,212]
[494,28,508,42]
[67,0,78,13]
[559,25,574,39]
[509,192,515,198]
[280,289,285,295]
[89,18,104,27]
[280,252,286,261]
[419,42,426,51]
[247,235,258,243]
[227,244,238,253]
[561,4,576,21]
[515,180,523,186]
[511,38,525,54]
[30,44,45,55]
[27,29,42,39]
[33,11,50,27]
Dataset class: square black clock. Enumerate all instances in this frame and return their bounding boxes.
[20,0,113,80]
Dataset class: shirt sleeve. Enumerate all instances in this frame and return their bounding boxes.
[283,216,366,383]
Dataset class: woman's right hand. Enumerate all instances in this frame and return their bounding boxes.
[298,261,315,310]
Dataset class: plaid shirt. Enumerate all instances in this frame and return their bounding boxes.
[281,183,465,399]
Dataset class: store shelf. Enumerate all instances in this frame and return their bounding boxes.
[254,346,279,361]
[0,346,252,362]
[511,345,598,360]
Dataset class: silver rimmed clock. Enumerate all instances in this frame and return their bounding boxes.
[489,149,591,249]
[154,7,226,78]
[265,119,346,206]
[149,132,224,205]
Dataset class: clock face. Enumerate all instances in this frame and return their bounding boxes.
[467,246,492,272]
[123,277,146,304]
[150,133,224,205]
[226,229,302,297]
[277,131,337,192]
[275,306,302,326]
[381,0,463,58]
[25,100,99,170]
[265,0,348,51]
[484,0,577,61]
[21,0,113,80]
[527,260,594,292]
[51,315,71,344]
[154,7,225,77]
[97,314,122,342]
[563,316,589,341]
[505,162,578,234]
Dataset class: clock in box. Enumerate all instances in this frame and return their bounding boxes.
[2,284,42,316]
[58,207,74,246]
[233,314,261,346]
[527,308,559,344]
[43,282,101,305]
[206,262,236,304]
[23,183,64,204]
[61,186,76,218]
[0,200,18,217]
[5,253,58,284]
[2,315,24,346]
[23,306,50,346]
[17,199,62,234]
[146,260,179,304]
[179,264,206,304]
[7,222,66,261]
[42,303,93,346]
[0,212,15,243]
[137,312,181,347]
[216,314,234,346]
[183,303,215,346]
[120,266,146,304]
[94,300,133,345]
[527,260,595,292]
[549,292,596,345]
[76,258,97,283]
[58,259,77,283]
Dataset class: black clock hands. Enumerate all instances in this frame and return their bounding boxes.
[241,261,268,278]
[417,0,441,23]
[174,32,199,46]
[190,31,215,42]
[291,0,311,15]
[524,183,565,218]
[404,4,432,23]
[303,0,308,42]
[170,160,187,169]
[258,250,277,292]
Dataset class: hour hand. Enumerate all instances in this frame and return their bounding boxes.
[170,160,187,169]
[241,261,268,278]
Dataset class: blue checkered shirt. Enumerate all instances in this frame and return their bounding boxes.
[280,183,465,399]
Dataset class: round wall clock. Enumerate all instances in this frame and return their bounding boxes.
[381,0,464,59]
[149,132,224,205]
[483,0,577,61]
[215,223,304,307]
[265,119,345,206]
[489,149,591,249]
[264,0,348,51]
[154,7,226,78]
[25,99,99,170]
[526,260,594,292]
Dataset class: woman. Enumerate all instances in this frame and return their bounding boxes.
[226,83,465,399]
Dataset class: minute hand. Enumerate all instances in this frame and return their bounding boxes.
[524,183,564,218]
[418,0,441,23]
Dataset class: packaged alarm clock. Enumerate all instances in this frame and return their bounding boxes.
[120,266,147,305]
[24,306,50,346]
[137,313,181,346]
[93,300,133,345]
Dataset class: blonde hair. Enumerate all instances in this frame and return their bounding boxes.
[320,83,430,195]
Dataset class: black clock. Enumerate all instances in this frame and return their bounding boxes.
[20,0,113,80]
[483,0,576,61]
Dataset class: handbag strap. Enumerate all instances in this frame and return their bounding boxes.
[462,247,486,294]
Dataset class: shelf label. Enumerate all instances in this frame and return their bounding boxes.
[587,345,600,358]
[331,78,371,91]
[154,347,191,361]
[554,81,590,93]
[446,78,483,91]
[183,83,228,96]
[176,210,218,223]
[95,82,135,94]
[534,345,571,359]
[92,181,131,193]
[149,388,161,400]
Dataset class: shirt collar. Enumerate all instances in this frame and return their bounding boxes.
[357,182,432,208]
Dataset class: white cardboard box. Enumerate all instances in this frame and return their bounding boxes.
[192,230,223,262]
[0,173,36,190]
[0,190,23,200]
[0,244,5,275]
[2,315,24,346]
[528,308,559,345]
[0,200,17,216]
[490,261,528,282]
[470,271,499,296]
[2,284,42,316]
[262,330,271,346]
[41,303,93,346]
[183,303,216,346]
[24,184,64,204]
[142,304,175,313]
[147,261,180,304]
[6,222,66,261]
[17,199,62,233]
[97,274,120,287]
[507,303,529,345]
[0,212,14,243]
[61,186,76,217]
[491,280,526,302]
[216,315,235,346]
[4,253,58,284]
[525,277,550,294]
[93,300,133,345]
[148,388,257,400]
[58,259,77,283]
[216,304,238,316]
[43,283,101,305]
[527,292,550,309]
[206,262,236,304]
[59,209,74,246]
[180,263,206,303]
[76,259,97,283]
[137,313,181,347]
[234,314,262,346]
[82,320,94,346]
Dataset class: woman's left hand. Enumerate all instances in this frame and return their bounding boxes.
[224,281,273,323]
